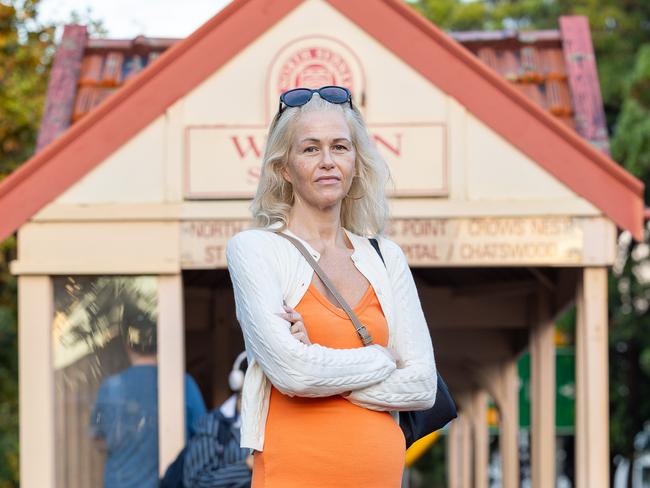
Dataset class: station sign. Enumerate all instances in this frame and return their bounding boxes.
[180,216,613,269]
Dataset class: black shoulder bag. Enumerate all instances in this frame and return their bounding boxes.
[274,231,456,448]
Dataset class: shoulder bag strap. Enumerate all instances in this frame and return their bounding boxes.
[272,230,374,346]
[368,238,385,266]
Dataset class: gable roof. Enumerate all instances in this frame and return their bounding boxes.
[44,25,576,136]
[0,0,644,241]
[37,20,602,150]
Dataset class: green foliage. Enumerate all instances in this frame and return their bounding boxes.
[413,0,490,31]
[67,7,108,37]
[0,0,55,180]
[608,43,650,459]
[608,228,650,458]
[0,237,17,487]
[611,44,650,202]
[627,45,650,111]
[413,0,563,31]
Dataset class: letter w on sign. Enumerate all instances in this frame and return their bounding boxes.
[231,136,263,159]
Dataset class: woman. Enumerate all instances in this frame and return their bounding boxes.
[226,86,437,487]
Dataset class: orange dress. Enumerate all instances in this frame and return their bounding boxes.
[252,282,405,487]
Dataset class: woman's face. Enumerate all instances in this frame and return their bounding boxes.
[282,109,356,212]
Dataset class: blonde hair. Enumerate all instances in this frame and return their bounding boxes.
[250,95,391,237]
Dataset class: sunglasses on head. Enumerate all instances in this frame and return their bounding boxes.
[278,85,353,114]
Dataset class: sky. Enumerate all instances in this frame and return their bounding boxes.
[39,0,233,38]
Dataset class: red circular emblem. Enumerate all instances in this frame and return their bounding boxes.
[277,46,354,94]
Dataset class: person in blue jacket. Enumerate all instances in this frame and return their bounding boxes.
[90,302,206,488]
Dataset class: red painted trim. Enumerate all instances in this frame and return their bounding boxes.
[0,0,644,242]
[0,0,303,241]
[327,0,644,240]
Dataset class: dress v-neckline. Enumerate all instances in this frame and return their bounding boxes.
[306,281,374,319]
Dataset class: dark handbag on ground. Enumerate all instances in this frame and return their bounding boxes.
[273,231,456,448]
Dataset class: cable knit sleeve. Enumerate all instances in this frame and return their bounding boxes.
[226,230,397,398]
[345,238,437,411]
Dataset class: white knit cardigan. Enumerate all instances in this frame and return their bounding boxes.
[225,225,437,451]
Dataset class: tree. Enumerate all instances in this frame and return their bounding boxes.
[608,44,650,464]
[0,0,55,179]
[611,44,650,202]
[0,1,55,485]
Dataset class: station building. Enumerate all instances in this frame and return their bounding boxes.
[0,1,645,486]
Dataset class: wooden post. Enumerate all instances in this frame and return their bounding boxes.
[470,390,489,488]
[19,276,55,488]
[447,410,471,488]
[575,267,610,487]
[575,275,587,486]
[471,360,519,488]
[530,289,556,487]
[500,359,520,488]
[460,414,472,488]
[158,274,186,475]
[448,417,460,488]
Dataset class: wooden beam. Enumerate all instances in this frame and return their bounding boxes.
[526,267,555,291]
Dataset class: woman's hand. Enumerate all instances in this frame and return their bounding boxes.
[278,304,311,345]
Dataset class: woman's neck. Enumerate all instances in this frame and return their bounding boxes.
[287,202,346,249]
